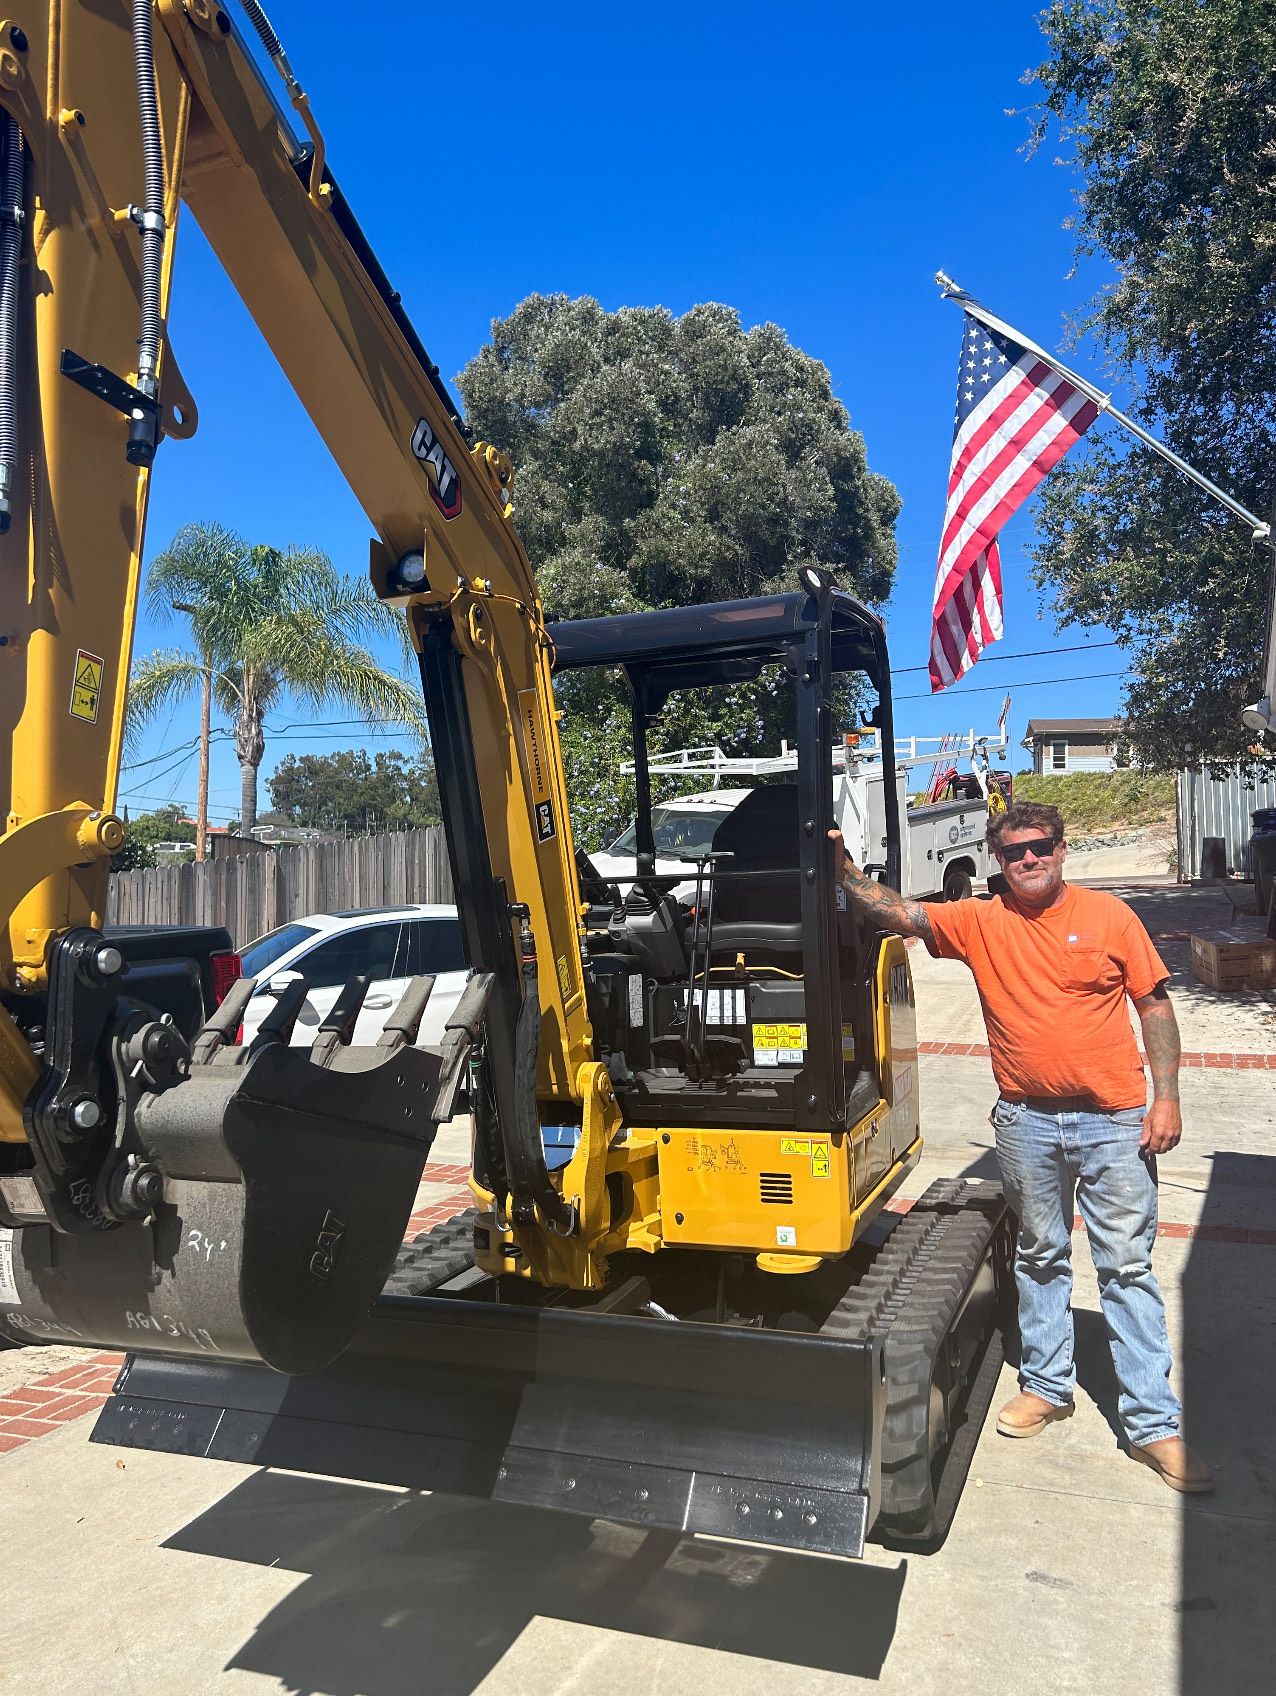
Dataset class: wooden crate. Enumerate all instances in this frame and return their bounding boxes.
[1190,930,1276,992]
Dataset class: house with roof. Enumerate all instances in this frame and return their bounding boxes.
[1021,717,1124,775]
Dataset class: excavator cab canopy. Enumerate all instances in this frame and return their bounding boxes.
[549,582,904,1137]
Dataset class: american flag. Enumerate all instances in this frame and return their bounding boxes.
[931,311,1100,692]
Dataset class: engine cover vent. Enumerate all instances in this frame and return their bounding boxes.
[759,1172,794,1206]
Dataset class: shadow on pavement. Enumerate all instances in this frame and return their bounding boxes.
[1072,1308,1124,1442]
[957,1147,1003,1184]
[1179,1151,1276,1694]
[165,1473,908,1693]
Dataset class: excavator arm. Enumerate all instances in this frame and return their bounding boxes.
[0,0,610,1364]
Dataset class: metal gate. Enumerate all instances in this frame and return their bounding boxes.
[1176,764,1276,880]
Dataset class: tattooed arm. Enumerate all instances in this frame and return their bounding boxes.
[827,828,934,944]
[1132,983,1182,1154]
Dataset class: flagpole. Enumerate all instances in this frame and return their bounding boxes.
[934,272,1271,541]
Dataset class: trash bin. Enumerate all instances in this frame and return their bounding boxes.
[1252,810,1276,916]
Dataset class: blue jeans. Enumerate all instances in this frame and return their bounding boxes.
[992,1099,1180,1448]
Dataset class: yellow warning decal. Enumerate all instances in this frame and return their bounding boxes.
[810,1143,831,1180]
[779,1136,810,1157]
[555,953,572,1000]
[841,1023,856,1060]
[752,1023,807,1051]
[70,649,104,723]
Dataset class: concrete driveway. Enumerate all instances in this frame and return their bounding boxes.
[2,878,1274,1695]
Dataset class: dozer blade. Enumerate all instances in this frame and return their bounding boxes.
[0,972,493,1375]
[93,1283,887,1559]
[88,1181,1013,1560]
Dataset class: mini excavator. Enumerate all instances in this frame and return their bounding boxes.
[0,1,1012,1556]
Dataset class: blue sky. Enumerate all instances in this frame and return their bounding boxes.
[124,0,1132,824]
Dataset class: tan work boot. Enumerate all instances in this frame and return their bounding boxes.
[1129,1437,1215,1494]
[996,1390,1074,1439]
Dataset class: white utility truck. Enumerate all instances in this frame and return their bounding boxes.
[590,728,1011,902]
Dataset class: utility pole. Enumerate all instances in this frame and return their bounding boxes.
[173,599,211,863]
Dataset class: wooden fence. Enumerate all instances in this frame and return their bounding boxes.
[106,826,455,948]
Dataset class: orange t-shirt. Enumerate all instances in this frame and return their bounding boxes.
[921,883,1169,1111]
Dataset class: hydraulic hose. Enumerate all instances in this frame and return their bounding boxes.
[130,0,165,400]
[239,1,292,86]
[505,914,576,1234]
[237,1,326,193]
[0,110,23,534]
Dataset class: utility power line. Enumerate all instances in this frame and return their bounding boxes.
[889,639,1117,676]
[896,669,1128,702]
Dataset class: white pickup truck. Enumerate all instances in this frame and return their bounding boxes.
[590,731,1009,903]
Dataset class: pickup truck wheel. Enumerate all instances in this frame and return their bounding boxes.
[942,866,973,902]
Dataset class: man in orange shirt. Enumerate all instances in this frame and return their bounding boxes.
[830,799,1212,1493]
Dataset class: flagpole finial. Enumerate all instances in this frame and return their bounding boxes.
[935,270,965,297]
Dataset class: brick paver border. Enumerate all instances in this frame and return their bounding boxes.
[918,1039,1276,1069]
[0,1353,123,1456]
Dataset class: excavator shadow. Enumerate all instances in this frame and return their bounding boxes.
[163,1470,909,1690]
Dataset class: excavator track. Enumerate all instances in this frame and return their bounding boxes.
[824,1178,1012,1546]
[384,1210,481,1298]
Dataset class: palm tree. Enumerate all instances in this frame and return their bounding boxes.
[140,521,238,860]
[130,522,426,839]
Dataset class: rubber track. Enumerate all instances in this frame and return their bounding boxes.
[824,1177,1010,1543]
[382,1209,479,1299]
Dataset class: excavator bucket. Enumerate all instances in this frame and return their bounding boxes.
[0,969,494,1375]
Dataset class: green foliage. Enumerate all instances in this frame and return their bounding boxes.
[561,668,806,850]
[267,748,441,834]
[1011,770,1175,834]
[459,296,899,835]
[112,805,196,872]
[131,523,427,836]
[1028,0,1276,768]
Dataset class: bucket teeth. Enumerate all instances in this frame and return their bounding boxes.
[248,974,310,1048]
[375,974,436,1052]
[309,974,373,1067]
[191,974,257,1063]
[431,971,495,1120]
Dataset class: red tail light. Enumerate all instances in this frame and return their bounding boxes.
[211,949,242,1006]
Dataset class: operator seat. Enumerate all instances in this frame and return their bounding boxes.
[703,784,804,957]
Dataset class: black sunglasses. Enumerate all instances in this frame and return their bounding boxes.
[998,836,1060,863]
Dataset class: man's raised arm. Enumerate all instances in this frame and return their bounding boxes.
[828,828,934,944]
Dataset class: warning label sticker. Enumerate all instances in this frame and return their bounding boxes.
[810,1143,831,1180]
[780,1136,810,1157]
[753,1022,806,1067]
[0,1230,17,1305]
[70,649,104,723]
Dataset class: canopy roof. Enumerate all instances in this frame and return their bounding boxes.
[548,589,887,695]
